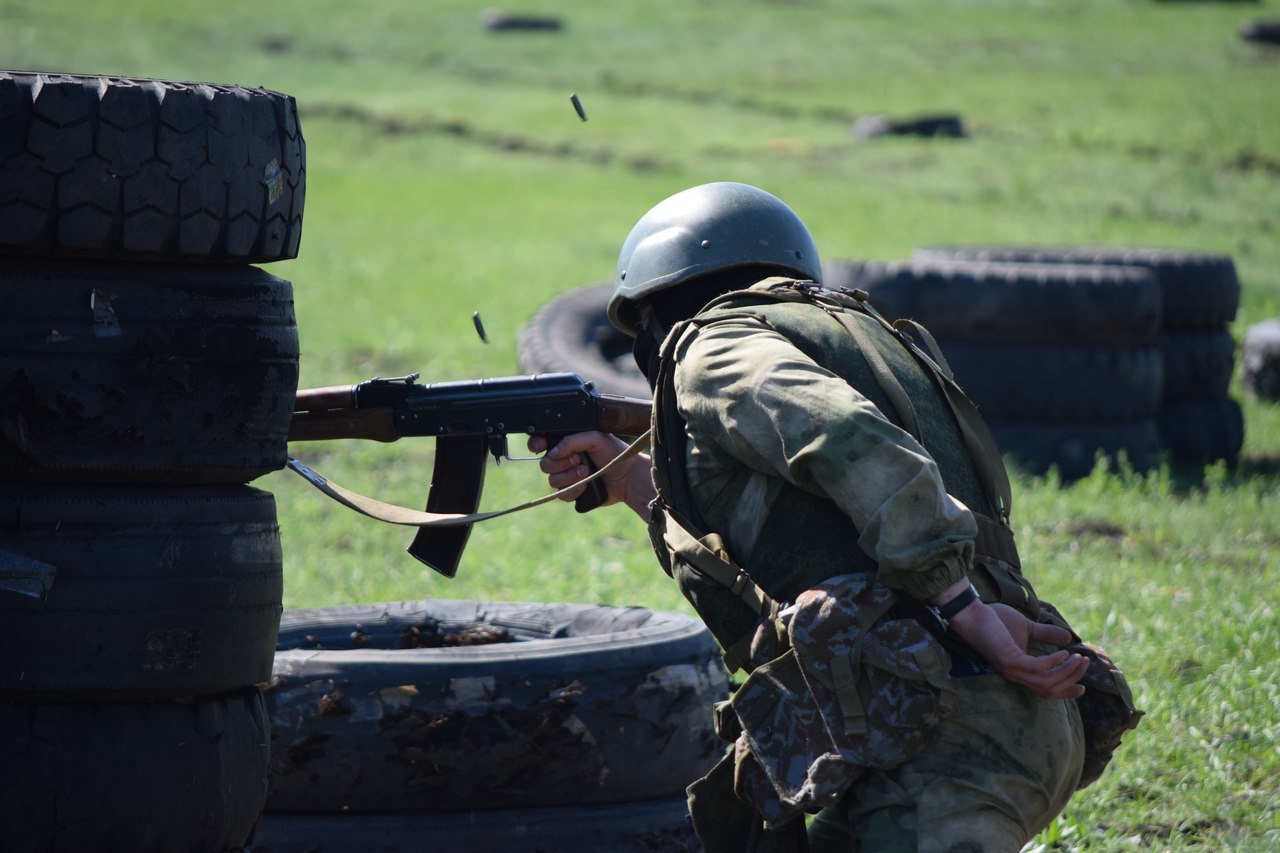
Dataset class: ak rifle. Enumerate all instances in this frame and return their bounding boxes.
[288,371,652,577]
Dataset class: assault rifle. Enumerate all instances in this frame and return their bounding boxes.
[288,371,652,577]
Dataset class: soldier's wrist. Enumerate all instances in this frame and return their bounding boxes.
[927,582,980,631]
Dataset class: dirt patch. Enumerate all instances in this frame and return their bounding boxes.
[1065,519,1127,539]
[399,619,515,649]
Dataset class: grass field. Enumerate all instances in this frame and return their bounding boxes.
[5,0,1279,848]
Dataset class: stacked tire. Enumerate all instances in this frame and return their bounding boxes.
[249,600,728,851]
[823,257,1165,479]
[0,70,305,852]
[518,281,652,400]
[911,247,1244,471]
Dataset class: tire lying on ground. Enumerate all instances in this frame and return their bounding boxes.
[518,281,651,400]
[910,245,1244,468]
[986,419,1162,480]
[249,795,699,853]
[0,485,283,700]
[1243,319,1280,401]
[0,686,270,853]
[851,259,1162,344]
[0,70,305,264]
[0,260,299,484]
[927,339,1163,422]
[1160,329,1237,400]
[1156,396,1245,469]
[910,246,1240,330]
[264,600,729,812]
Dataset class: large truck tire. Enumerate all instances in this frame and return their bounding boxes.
[0,687,269,853]
[1156,396,1245,468]
[912,245,1239,330]
[1160,329,1236,400]
[852,259,1162,344]
[988,419,1161,479]
[0,485,283,699]
[0,70,305,263]
[0,260,298,484]
[936,339,1163,422]
[518,282,652,400]
[265,600,729,812]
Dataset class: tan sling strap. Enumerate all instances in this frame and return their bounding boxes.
[286,430,652,528]
[826,301,923,444]
[660,516,784,623]
[647,311,786,672]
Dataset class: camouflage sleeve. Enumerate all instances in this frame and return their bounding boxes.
[673,318,974,601]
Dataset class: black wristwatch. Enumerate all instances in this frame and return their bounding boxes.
[928,583,979,631]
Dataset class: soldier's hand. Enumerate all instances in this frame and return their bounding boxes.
[948,600,1089,701]
[528,430,654,518]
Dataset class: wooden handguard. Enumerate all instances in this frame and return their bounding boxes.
[288,407,398,442]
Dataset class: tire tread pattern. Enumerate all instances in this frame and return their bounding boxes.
[0,71,305,263]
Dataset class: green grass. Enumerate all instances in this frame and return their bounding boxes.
[5,0,1280,847]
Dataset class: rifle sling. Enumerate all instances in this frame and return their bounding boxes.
[285,429,652,528]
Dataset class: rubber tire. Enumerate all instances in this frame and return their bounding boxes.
[1241,20,1280,46]
[852,259,1161,344]
[936,339,1164,422]
[821,258,871,291]
[1160,329,1236,400]
[0,687,269,853]
[1242,319,1280,401]
[987,419,1161,479]
[0,260,298,484]
[248,796,699,852]
[0,70,305,263]
[0,485,283,699]
[1157,396,1245,468]
[912,246,1240,330]
[264,600,729,812]
[518,282,652,400]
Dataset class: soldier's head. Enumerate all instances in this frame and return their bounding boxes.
[608,182,821,341]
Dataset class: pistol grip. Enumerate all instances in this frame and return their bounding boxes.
[547,435,609,514]
[573,458,609,514]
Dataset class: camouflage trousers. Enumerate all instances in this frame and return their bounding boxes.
[807,673,1085,853]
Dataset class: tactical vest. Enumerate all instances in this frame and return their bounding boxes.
[647,279,1035,672]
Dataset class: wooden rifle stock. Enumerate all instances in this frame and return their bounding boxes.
[592,393,653,438]
[289,408,398,442]
[290,385,397,442]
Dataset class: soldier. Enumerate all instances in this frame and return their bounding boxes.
[531,182,1134,851]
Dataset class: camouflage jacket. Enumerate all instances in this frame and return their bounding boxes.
[668,288,977,602]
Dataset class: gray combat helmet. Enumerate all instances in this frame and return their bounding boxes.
[608,182,822,336]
